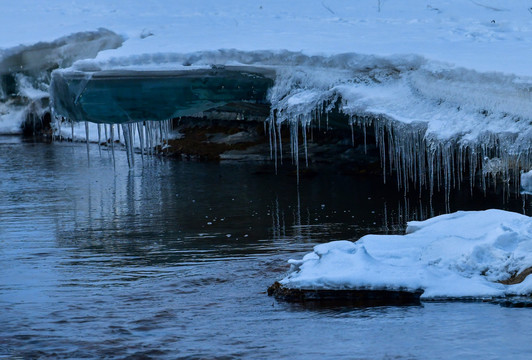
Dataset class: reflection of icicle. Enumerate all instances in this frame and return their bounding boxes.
[349,117,355,147]
[272,198,281,240]
[97,124,102,156]
[110,124,116,168]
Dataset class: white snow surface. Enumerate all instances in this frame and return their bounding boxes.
[2,0,532,76]
[281,210,532,299]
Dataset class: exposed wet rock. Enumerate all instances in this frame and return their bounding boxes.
[495,296,532,308]
[498,267,532,285]
[162,112,382,176]
[164,121,267,161]
[22,111,52,137]
[267,282,423,307]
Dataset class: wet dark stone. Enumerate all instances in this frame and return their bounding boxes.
[494,296,532,308]
[22,111,52,137]
[268,282,423,307]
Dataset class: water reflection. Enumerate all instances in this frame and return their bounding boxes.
[1,141,531,359]
[41,143,531,265]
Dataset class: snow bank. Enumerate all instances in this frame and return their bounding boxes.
[280,210,532,299]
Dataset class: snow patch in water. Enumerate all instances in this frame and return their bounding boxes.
[281,209,532,299]
[522,170,532,195]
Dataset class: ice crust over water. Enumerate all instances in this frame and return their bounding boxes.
[281,209,532,299]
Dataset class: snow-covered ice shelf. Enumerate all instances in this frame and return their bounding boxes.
[0,1,531,192]
[276,210,532,300]
[48,50,532,193]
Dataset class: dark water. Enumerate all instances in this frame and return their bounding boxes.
[1,136,531,360]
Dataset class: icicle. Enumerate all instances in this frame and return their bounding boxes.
[293,121,299,184]
[128,123,135,167]
[97,124,102,157]
[164,119,170,154]
[273,120,278,173]
[302,120,308,167]
[137,122,145,163]
[58,117,63,141]
[158,121,164,154]
[122,123,134,168]
[122,124,131,167]
[268,117,273,160]
[269,115,278,173]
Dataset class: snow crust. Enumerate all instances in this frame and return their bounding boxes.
[281,210,532,299]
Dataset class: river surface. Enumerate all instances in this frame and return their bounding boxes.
[1,136,531,359]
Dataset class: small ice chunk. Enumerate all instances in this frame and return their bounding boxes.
[521,170,532,195]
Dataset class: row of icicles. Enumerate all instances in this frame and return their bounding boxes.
[53,117,172,167]
[53,109,531,200]
[266,106,531,199]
